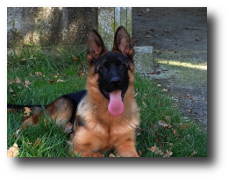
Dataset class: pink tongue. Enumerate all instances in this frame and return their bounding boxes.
[108,90,124,117]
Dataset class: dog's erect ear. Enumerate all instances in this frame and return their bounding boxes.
[112,26,135,62]
[86,30,107,65]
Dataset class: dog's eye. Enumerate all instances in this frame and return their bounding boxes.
[100,66,107,71]
[119,64,124,69]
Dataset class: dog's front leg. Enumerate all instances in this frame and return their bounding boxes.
[69,127,105,157]
[114,135,139,157]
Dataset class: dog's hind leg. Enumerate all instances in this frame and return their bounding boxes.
[18,96,76,134]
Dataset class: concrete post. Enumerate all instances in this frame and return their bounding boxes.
[98,7,132,51]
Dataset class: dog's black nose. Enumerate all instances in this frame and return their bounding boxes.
[110,78,122,87]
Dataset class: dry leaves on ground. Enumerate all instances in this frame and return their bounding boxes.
[25,79,31,86]
[173,129,181,139]
[155,149,164,156]
[24,107,31,117]
[182,123,190,130]
[49,80,55,84]
[57,79,65,83]
[158,120,172,129]
[190,150,197,157]
[16,77,22,84]
[148,146,159,152]
[7,143,19,157]
[7,79,16,84]
[7,109,16,114]
[138,150,142,156]
[164,150,173,157]
[148,145,173,157]
[35,72,43,76]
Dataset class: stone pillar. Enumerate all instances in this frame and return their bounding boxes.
[98,7,132,51]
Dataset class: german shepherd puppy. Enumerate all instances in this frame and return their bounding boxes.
[16,26,140,157]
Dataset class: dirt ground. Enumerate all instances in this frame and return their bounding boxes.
[132,7,207,128]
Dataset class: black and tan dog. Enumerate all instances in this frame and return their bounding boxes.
[15,26,140,157]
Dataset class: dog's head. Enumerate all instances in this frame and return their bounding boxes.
[86,26,135,117]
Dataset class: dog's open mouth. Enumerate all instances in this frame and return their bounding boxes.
[103,89,125,117]
[103,89,125,99]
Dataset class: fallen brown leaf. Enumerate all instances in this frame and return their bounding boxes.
[16,77,22,84]
[150,71,154,74]
[148,146,159,152]
[49,80,55,84]
[164,150,173,157]
[35,72,43,76]
[78,71,85,77]
[57,79,65,83]
[109,154,115,157]
[165,135,169,140]
[73,58,79,61]
[188,109,191,113]
[187,94,190,97]
[141,10,146,13]
[7,143,19,157]
[138,150,142,156]
[190,150,197,157]
[155,149,164,156]
[25,79,31,86]
[173,129,181,139]
[182,123,190,129]
[156,138,161,142]
[7,79,16,84]
[189,96,193,99]
[24,107,31,117]
[9,88,14,93]
[158,120,171,129]
[7,109,16,114]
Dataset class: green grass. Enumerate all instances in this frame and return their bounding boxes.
[7,46,207,157]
